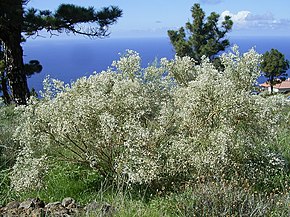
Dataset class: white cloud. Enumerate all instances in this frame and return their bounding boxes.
[221,10,250,29]
[221,10,290,31]
[246,12,274,21]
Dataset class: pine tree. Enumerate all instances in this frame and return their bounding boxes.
[0,0,122,105]
[168,3,233,64]
[261,49,289,94]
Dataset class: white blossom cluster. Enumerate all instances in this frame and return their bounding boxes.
[10,146,47,192]
[11,48,288,190]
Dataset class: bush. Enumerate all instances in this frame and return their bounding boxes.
[11,48,289,192]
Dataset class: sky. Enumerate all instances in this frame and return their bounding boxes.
[26,0,290,38]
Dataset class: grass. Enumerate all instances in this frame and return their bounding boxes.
[0,104,290,216]
[4,161,287,216]
[17,162,104,204]
[0,105,20,204]
[0,105,19,170]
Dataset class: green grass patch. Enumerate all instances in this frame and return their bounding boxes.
[13,161,290,216]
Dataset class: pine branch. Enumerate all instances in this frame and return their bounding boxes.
[23,4,122,38]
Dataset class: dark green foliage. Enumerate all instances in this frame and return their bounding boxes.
[24,4,122,37]
[24,60,42,77]
[261,49,289,94]
[168,3,233,64]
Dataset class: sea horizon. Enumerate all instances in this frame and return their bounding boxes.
[23,35,290,92]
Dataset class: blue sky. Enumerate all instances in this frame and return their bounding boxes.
[27,0,290,38]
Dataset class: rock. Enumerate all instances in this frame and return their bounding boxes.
[24,207,34,216]
[6,207,21,216]
[61,197,75,208]
[31,208,45,217]
[51,208,69,216]
[19,199,34,209]
[18,198,45,210]
[5,201,20,210]
[31,198,45,209]
[45,201,61,209]
[45,201,63,215]
[66,202,79,210]
[0,198,113,217]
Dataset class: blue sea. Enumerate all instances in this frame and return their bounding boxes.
[23,36,290,92]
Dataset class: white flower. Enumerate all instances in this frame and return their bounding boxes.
[12,48,288,187]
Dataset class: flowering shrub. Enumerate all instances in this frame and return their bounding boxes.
[164,47,288,182]
[12,48,288,191]
[10,146,47,192]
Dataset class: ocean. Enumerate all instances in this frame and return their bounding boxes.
[23,36,290,92]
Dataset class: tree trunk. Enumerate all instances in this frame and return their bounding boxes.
[270,75,274,94]
[0,71,11,104]
[0,0,30,105]
[270,85,273,94]
[3,38,29,105]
